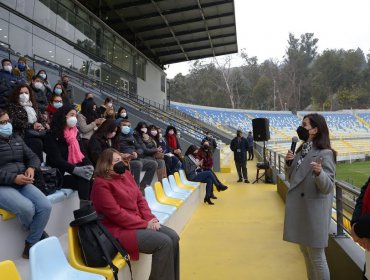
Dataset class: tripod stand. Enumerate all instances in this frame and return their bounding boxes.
[252,141,270,184]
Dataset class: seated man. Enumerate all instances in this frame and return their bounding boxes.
[119,118,158,192]
[0,109,51,258]
[0,58,19,109]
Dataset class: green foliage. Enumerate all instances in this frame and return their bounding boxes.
[168,33,370,110]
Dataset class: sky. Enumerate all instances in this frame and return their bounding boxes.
[165,0,370,78]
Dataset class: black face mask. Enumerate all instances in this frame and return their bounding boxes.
[296,126,310,141]
[113,161,127,174]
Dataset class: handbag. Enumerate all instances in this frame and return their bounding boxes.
[33,166,63,195]
[154,151,164,160]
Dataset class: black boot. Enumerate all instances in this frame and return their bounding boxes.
[204,197,214,205]
[216,184,228,191]
[22,241,32,259]
[210,194,218,199]
[237,178,242,182]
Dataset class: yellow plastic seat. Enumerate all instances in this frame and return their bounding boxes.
[0,208,16,221]
[173,173,196,190]
[153,182,183,207]
[68,227,126,280]
[0,260,21,280]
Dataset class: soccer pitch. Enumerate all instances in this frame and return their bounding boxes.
[336,161,370,188]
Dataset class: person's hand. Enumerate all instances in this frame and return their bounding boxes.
[310,157,323,176]
[45,123,50,130]
[95,118,105,126]
[157,147,162,152]
[285,150,294,162]
[153,221,161,231]
[359,238,370,251]
[72,166,94,180]
[24,167,35,179]
[132,152,138,159]
[14,174,34,185]
[120,153,131,159]
[33,122,43,130]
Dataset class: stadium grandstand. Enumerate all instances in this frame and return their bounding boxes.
[0,1,366,280]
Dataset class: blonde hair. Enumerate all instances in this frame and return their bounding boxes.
[94,148,121,178]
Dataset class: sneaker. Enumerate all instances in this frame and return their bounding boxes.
[237,178,242,182]
[244,179,250,183]
[22,241,32,259]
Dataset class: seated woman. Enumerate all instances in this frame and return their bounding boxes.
[44,105,93,207]
[184,145,228,205]
[91,148,179,280]
[88,119,119,167]
[165,125,183,159]
[149,125,180,176]
[45,93,63,125]
[0,109,51,258]
[53,82,71,107]
[134,122,167,181]
[77,99,105,151]
[97,97,113,118]
[7,84,48,162]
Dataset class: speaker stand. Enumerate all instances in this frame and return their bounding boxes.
[252,141,269,184]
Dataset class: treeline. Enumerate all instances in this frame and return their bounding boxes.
[168,33,370,111]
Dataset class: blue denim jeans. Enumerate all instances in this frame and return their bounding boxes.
[0,184,52,244]
[193,171,219,198]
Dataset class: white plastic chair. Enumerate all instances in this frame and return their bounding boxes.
[151,210,170,224]
[162,178,188,200]
[162,177,191,198]
[144,186,177,215]
[30,236,105,280]
[179,170,200,187]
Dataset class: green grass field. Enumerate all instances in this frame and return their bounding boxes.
[336,161,370,188]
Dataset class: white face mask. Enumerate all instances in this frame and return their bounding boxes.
[34,82,43,90]
[107,102,113,108]
[66,116,78,128]
[151,130,158,136]
[3,65,12,72]
[19,93,30,103]
[141,127,147,133]
[39,73,46,80]
[120,112,127,118]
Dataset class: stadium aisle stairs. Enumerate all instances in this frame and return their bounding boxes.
[180,159,306,280]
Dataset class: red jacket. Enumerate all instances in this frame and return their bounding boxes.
[90,172,155,260]
[197,149,213,170]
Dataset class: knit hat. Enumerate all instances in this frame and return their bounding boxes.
[18,57,27,63]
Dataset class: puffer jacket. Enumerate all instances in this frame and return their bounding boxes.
[119,133,144,157]
[0,134,40,188]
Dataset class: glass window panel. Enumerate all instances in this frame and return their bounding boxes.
[33,26,55,44]
[33,0,56,32]
[56,2,75,41]
[9,24,32,56]
[102,35,113,62]
[55,46,73,68]
[0,18,9,45]
[0,0,16,9]
[9,13,31,32]
[88,62,100,80]
[33,34,56,62]
[16,0,35,19]
[113,44,123,69]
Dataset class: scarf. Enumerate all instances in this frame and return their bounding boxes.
[188,154,199,166]
[296,141,313,169]
[20,101,37,124]
[64,126,85,164]
[362,181,370,215]
[167,134,177,150]
[46,104,57,114]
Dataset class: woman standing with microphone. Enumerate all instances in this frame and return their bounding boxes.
[283,113,336,280]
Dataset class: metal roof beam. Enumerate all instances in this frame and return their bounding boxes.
[125,0,233,21]
[156,41,237,56]
[162,50,237,65]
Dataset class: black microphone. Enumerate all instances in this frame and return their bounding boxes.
[286,136,298,166]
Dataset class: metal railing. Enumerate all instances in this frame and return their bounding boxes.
[254,141,360,237]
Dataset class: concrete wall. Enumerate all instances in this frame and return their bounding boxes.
[137,62,167,106]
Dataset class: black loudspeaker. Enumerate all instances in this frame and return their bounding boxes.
[252,118,270,141]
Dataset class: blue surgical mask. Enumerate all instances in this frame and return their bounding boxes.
[121,126,131,135]
[54,88,62,95]
[18,63,25,71]
[53,102,63,109]
[0,123,13,137]
[39,73,46,80]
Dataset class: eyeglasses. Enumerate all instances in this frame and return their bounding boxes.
[0,120,10,125]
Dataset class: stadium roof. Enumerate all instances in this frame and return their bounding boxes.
[77,0,238,67]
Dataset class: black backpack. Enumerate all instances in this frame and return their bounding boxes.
[70,205,133,280]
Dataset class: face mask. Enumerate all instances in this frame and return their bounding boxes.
[3,65,12,72]
[203,145,209,150]
[19,93,29,103]
[113,161,126,174]
[53,102,63,109]
[34,82,43,90]
[151,130,158,136]
[168,130,174,135]
[107,132,116,139]
[141,127,147,133]
[39,73,46,80]
[296,126,310,142]
[63,81,68,86]
[66,116,77,128]
[121,126,131,135]
[159,133,163,139]
[54,88,63,95]
[120,112,127,118]
[18,63,25,71]
[107,102,113,108]
[0,123,12,137]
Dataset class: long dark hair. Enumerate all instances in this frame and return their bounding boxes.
[298,113,337,162]
[134,121,148,135]
[80,99,97,125]
[92,119,119,149]
[148,124,159,145]
[185,145,198,156]
[50,105,76,139]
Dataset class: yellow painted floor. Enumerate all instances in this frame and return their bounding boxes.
[180,159,307,280]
